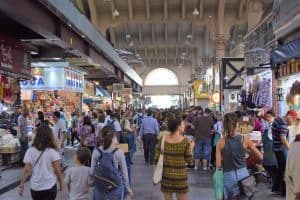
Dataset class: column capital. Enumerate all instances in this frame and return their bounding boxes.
[215,35,226,51]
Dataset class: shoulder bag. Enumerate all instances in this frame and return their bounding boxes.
[153,136,166,185]
[227,137,258,199]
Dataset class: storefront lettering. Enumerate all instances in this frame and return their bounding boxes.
[66,79,83,89]
[21,77,44,86]
[0,42,13,69]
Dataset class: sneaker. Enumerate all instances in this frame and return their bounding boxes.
[194,166,198,170]
[203,167,208,171]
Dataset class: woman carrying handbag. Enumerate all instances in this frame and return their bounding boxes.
[216,113,263,200]
[153,115,194,200]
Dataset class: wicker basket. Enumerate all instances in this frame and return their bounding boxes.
[0,146,19,154]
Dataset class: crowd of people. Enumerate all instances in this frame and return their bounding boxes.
[15,105,300,200]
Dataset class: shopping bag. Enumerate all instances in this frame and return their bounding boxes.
[213,168,224,200]
[153,136,166,184]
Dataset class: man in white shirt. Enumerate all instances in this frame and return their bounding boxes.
[52,111,68,151]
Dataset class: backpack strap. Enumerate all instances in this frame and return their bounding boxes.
[96,148,103,156]
[112,148,119,155]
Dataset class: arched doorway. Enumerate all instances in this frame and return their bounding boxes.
[144,68,180,108]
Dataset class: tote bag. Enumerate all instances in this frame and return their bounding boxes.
[213,168,224,200]
[153,136,166,185]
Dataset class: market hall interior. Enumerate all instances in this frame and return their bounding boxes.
[0,0,300,200]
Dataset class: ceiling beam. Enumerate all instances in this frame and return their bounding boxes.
[181,0,186,20]
[110,0,116,20]
[146,0,150,20]
[109,27,116,47]
[76,0,85,13]
[88,0,98,27]
[199,0,204,20]
[164,0,168,21]
[177,22,181,44]
[238,0,246,20]
[151,23,155,43]
[217,0,225,36]
[138,24,142,43]
[165,23,168,43]
[128,0,133,20]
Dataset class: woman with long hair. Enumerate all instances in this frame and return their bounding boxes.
[154,115,194,200]
[122,111,136,164]
[19,125,63,200]
[216,113,263,199]
[91,126,133,200]
[79,116,96,166]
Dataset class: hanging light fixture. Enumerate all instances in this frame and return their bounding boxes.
[192,8,199,16]
[113,9,119,17]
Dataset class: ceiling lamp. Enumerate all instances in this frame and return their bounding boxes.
[113,9,119,17]
[193,8,199,16]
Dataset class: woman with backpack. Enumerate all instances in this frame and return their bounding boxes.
[91,126,134,200]
[79,116,96,166]
[216,113,263,200]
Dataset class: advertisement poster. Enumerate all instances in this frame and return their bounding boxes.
[193,80,208,99]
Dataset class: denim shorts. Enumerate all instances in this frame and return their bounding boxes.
[194,139,211,160]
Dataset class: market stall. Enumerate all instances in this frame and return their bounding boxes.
[0,33,32,166]
[20,62,85,124]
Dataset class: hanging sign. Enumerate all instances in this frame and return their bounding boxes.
[193,80,208,99]
[113,83,124,93]
[122,88,132,95]
[0,33,31,78]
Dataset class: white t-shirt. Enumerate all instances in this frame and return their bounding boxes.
[96,123,105,137]
[114,120,122,132]
[52,119,68,148]
[24,147,60,191]
[65,166,93,200]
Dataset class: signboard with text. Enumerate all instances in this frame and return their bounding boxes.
[20,67,84,93]
[0,33,31,78]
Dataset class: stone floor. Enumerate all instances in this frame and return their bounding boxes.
[0,149,285,200]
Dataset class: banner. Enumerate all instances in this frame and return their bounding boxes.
[122,88,132,95]
[0,33,31,78]
[193,80,208,99]
[113,83,124,93]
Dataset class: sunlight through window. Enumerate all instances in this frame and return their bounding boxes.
[144,68,179,86]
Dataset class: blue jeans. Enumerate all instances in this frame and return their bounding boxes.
[223,167,249,200]
[94,175,124,200]
[123,132,136,163]
[19,139,28,165]
[194,139,211,161]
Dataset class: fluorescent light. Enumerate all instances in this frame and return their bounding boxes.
[30,51,38,55]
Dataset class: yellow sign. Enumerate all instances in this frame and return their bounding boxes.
[193,80,208,99]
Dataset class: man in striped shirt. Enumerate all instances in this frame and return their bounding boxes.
[272,110,299,197]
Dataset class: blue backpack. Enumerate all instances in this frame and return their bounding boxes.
[94,148,121,191]
[107,119,115,130]
[137,114,144,126]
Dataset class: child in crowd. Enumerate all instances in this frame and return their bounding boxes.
[65,147,93,200]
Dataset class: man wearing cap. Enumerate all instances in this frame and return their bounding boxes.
[271,110,299,197]
[286,110,300,144]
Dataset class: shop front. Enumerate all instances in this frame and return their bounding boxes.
[0,33,31,165]
[20,62,84,124]
[240,70,273,109]
[82,81,112,112]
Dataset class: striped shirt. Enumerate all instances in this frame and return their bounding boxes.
[272,117,289,151]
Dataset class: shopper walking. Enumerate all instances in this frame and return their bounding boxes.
[262,110,278,193]
[286,133,300,200]
[91,126,133,200]
[19,125,63,200]
[70,112,80,147]
[216,113,262,200]
[272,110,294,197]
[122,111,136,164]
[52,111,68,170]
[65,147,93,200]
[154,115,193,200]
[193,108,214,171]
[18,107,30,166]
[139,109,160,164]
[79,116,96,166]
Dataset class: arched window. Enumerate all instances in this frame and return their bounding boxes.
[144,68,179,86]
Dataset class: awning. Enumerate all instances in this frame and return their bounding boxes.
[83,97,103,104]
[270,37,300,66]
[96,87,111,98]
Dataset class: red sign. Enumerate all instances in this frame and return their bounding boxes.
[0,33,31,78]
